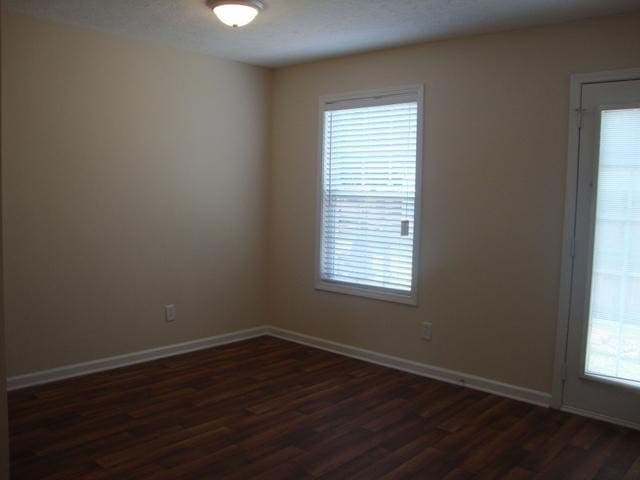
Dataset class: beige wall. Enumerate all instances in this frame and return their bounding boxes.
[0,5,10,478]
[268,13,640,393]
[2,9,640,398]
[1,12,270,376]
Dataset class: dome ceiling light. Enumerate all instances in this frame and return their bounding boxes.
[207,1,265,28]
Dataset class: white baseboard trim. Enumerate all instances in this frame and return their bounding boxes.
[14,324,640,431]
[6,324,551,409]
[7,326,268,391]
[561,406,640,431]
[266,326,552,408]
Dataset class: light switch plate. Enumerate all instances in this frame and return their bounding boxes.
[165,304,176,322]
[421,321,432,340]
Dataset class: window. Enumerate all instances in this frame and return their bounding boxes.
[316,86,423,305]
[585,107,640,385]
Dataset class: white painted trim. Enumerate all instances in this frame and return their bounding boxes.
[561,406,640,432]
[7,326,268,391]
[566,68,640,85]
[266,326,552,408]
[552,73,583,409]
[9,324,551,407]
[553,68,640,409]
[12,322,640,431]
[314,84,424,306]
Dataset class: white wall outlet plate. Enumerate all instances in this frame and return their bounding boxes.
[421,321,432,341]
[165,304,176,322]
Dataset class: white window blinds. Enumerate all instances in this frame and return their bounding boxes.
[318,88,421,303]
[586,107,640,384]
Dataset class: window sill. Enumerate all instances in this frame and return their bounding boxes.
[315,279,417,306]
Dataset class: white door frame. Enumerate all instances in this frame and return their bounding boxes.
[552,68,640,413]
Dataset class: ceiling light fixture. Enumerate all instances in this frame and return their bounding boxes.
[208,1,265,28]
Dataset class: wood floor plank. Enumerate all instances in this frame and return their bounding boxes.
[8,336,640,479]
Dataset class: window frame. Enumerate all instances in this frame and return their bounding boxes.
[314,85,424,306]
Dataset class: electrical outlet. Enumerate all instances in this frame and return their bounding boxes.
[165,304,176,322]
[421,321,432,341]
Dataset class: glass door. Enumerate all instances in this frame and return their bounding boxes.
[584,106,640,387]
[563,78,640,426]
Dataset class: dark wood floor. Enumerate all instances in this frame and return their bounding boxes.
[8,336,640,479]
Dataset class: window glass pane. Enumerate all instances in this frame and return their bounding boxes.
[320,101,418,294]
[586,107,640,385]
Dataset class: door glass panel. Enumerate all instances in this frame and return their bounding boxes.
[585,107,640,385]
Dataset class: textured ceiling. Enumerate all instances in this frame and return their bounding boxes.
[3,0,639,67]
